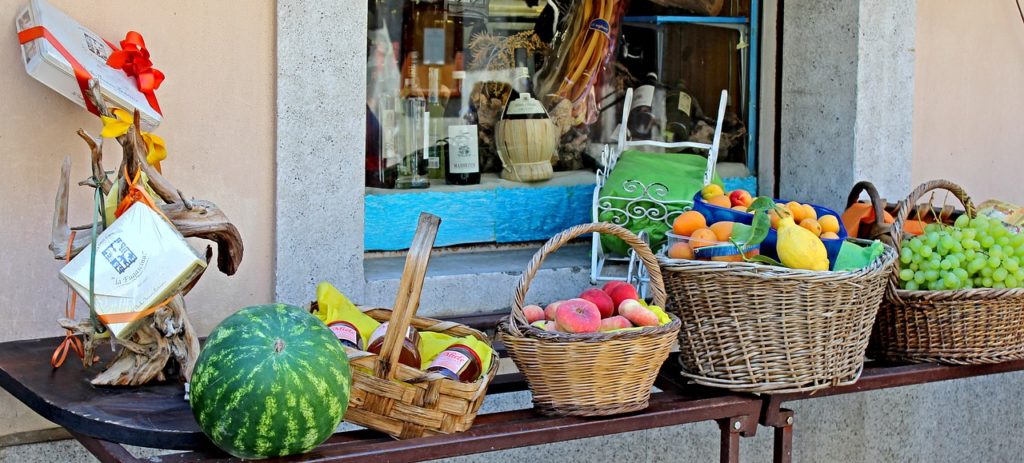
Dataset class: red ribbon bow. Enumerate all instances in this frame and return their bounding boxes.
[106,31,164,114]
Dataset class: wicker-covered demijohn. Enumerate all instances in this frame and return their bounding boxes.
[659,238,897,393]
[873,179,1024,365]
[342,213,498,438]
[498,223,681,417]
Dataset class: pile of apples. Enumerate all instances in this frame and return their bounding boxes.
[522,281,661,333]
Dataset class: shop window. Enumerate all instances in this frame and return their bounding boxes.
[364,0,759,251]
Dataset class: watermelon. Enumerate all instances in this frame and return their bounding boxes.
[189,304,351,459]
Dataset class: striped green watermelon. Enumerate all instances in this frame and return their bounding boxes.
[189,303,351,459]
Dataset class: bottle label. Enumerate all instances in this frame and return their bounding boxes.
[447,125,479,174]
[327,321,361,349]
[429,349,470,375]
[678,91,693,116]
[505,94,547,117]
[515,66,529,79]
[423,28,445,65]
[428,156,440,169]
[632,85,655,110]
[368,322,416,346]
[589,19,610,37]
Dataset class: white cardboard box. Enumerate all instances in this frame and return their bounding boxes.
[16,0,162,129]
[59,203,205,339]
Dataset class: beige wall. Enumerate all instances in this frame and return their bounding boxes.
[0,0,275,437]
[912,0,1024,205]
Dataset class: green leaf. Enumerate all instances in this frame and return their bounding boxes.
[747,196,777,213]
[747,254,784,266]
[729,212,771,248]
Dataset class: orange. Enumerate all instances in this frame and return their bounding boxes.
[709,221,735,242]
[712,254,744,262]
[672,210,707,236]
[769,207,792,229]
[706,194,731,208]
[786,201,806,222]
[819,215,840,234]
[800,218,822,237]
[667,242,694,259]
[732,205,750,213]
[689,228,718,248]
[821,231,840,240]
[802,204,817,221]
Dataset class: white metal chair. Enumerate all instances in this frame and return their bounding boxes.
[590,88,728,297]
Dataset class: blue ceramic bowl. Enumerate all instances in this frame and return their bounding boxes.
[690,192,848,269]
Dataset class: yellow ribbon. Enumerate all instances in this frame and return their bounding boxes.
[100,108,167,172]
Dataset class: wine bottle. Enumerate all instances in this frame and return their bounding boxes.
[446,71,480,185]
[506,47,532,107]
[664,79,695,143]
[427,67,446,179]
[627,72,659,140]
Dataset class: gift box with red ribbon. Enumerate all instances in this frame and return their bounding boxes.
[15,0,163,129]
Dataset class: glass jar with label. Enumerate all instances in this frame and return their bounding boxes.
[426,343,482,382]
[327,320,363,350]
[366,322,422,369]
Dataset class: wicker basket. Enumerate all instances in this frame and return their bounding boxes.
[659,241,897,393]
[342,213,498,438]
[873,180,1024,365]
[498,223,681,416]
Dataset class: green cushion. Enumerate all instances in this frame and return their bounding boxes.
[597,150,721,256]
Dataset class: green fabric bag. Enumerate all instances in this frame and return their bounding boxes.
[598,150,722,256]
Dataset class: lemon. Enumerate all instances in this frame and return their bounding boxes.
[777,216,830,271]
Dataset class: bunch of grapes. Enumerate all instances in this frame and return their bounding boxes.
[898,215,1024,290]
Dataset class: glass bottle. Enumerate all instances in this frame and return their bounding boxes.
[445,71,480,185]
[426,344,482,382]
[372,95,398,188]
[366,322,422,369]
[396,97,429,189]
[627,72,659,140]
[664,79,695,143]
[427,67,447,179]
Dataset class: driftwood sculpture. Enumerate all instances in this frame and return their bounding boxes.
[50,80,243,386]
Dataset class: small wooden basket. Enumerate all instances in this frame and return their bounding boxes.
[343,213,498,438]
[874,180,1024,364]
[498,222,681,416]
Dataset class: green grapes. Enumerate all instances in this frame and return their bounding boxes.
[898,216,1024,290]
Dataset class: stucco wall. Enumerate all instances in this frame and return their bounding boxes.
[0,0,275,438]
[912,0,1024,205]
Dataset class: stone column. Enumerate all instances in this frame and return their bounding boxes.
[275,0,369,303]
[779,0,916,211]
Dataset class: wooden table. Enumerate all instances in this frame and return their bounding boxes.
[5,330,1024,463]
[0,336,762,463]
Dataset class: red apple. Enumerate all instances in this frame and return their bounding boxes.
[523,304,545,324]
[608,284,640,309]
[602,280,628,294]
[729,189,753,208]
[544,301,562,321]
[579,288,615,318]
[555,299,602,333]
[600,315,633,332]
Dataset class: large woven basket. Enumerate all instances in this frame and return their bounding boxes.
[659,240,897,393]
[873,180,1024,364]
[342,213,498,438]
[498,223,681,416]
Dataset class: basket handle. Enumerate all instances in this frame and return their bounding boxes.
[506,222,667,336]
[375,212,441,381]
[846,181,888,234]
[887,180,976,295]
